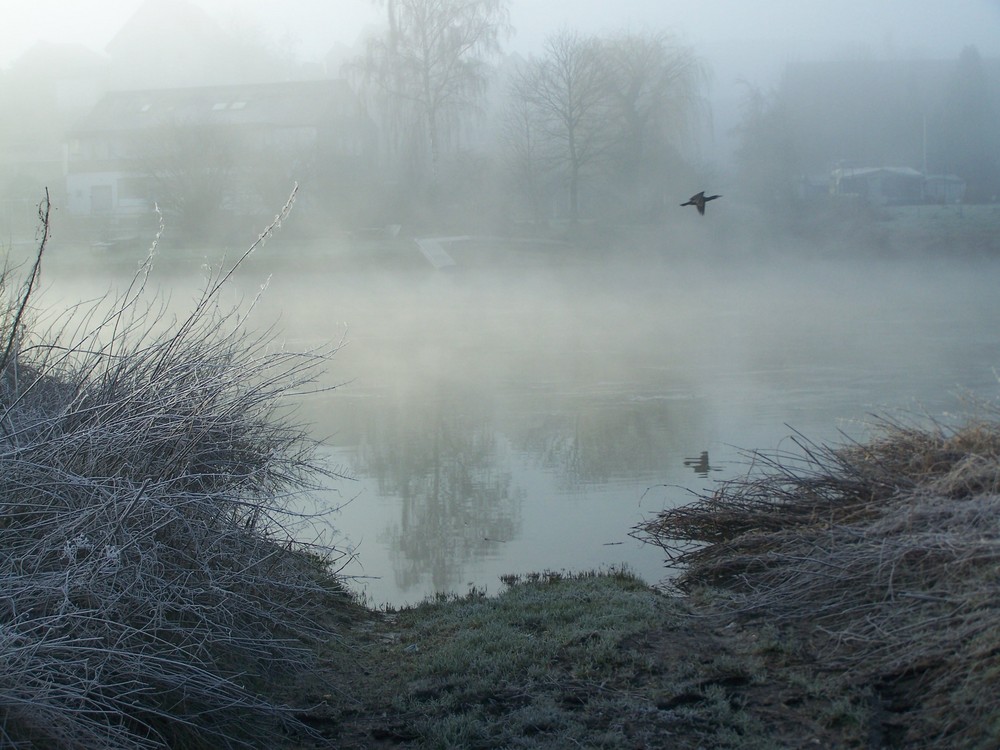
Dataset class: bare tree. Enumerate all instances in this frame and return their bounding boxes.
[602,31,707,216]
[513,30,613,223]
[505,29,708,224]
[352,0,511,186]
[501,70,549,223]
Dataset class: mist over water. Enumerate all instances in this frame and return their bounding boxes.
[35,239,1000,606]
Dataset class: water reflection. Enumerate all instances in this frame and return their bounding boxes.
[328,379,711,602]
[351,381,523,594]
[508,400,673,488]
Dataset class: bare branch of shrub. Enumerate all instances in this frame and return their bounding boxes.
[0,187,357,749]
[635,413,1000,748]
[0,188,50,376]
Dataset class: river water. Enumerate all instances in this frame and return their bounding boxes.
[35,238,1000,607]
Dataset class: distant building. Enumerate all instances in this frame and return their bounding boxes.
[65,79,377,222]
[830,166,925,206]
[830,166,969,206]
[923,174,967,204]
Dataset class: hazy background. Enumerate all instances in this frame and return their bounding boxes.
[4,1,1000,158]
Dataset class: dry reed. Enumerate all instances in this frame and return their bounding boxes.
[0,188,353,749]
[637,414,1000,748]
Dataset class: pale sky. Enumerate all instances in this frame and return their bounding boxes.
[1,0,997,70]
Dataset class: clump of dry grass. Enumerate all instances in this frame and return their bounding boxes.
[0,189,354,749]
[637,414,1000,748]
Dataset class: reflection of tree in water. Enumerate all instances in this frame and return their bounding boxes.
[354,383,522,595]
[509,398,689,489]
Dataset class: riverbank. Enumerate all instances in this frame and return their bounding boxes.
[293,411,1000,749]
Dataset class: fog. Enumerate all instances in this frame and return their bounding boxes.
[2,0,999,605]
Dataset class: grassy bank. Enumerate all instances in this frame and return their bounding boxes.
[304,569,878,749]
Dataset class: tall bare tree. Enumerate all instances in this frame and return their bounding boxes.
[511,30,613,223]
[501,70,549,224]
[602,31,707,213]
[353,0,511,186]
[506,29,706,223]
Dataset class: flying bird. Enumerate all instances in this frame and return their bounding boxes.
[681,191,721,215]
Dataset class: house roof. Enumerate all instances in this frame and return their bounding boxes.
[70,79,362,134]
